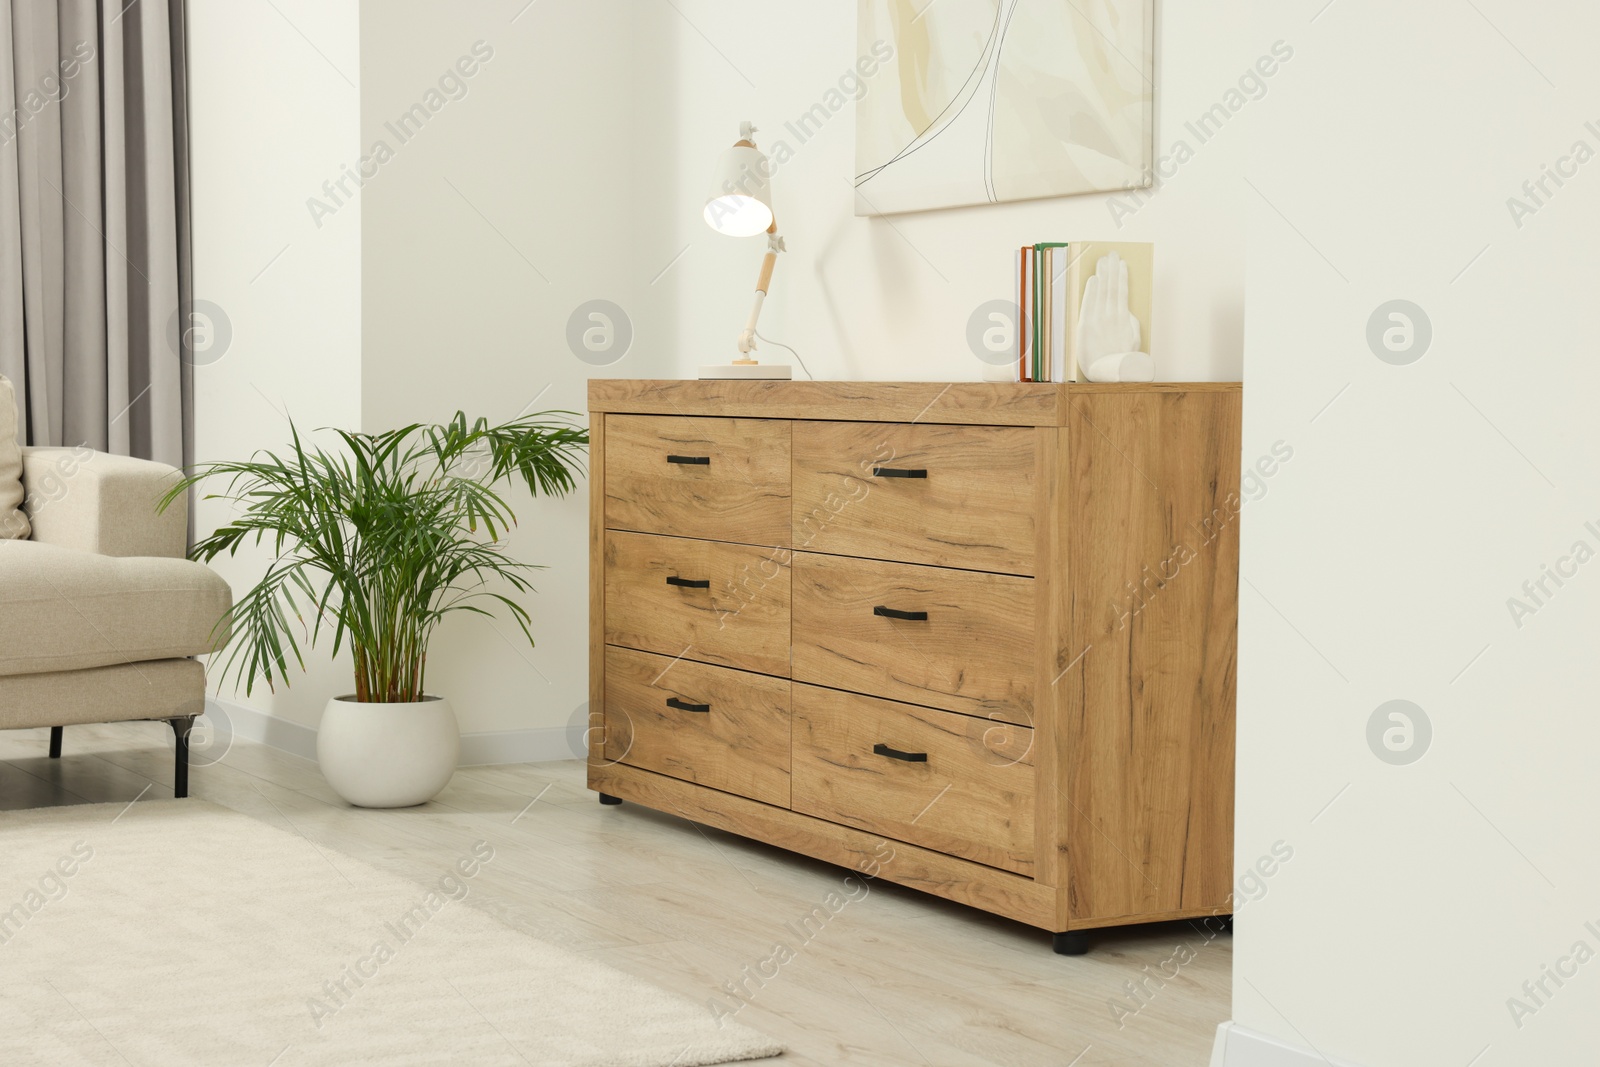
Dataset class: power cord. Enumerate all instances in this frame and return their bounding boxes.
[755,330,813,380]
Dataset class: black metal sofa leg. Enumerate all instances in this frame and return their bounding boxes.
[169,716,196,798]
[48,726,63,759]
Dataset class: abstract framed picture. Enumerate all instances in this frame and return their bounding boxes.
[855,0,1155,216]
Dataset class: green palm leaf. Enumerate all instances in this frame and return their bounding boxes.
[163,411,588,703]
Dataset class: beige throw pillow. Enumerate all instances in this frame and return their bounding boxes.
[0,375,28,539]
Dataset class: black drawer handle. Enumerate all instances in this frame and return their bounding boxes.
[666,454,711,466]
[873,743,927,763]
[666,576,710,589]
[873,605,928,622]
[872,467,926,479]
[666,697,710,713]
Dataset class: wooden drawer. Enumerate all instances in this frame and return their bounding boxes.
[792,421,1036,574]
[792,554,1035,726]
[605,415,790,546]
[603,647,790,806]
[604,530,790,677]
[791,685,1035,875]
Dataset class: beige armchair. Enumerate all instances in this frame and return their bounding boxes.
[0,446,233,797]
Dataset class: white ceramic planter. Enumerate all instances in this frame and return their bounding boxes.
[317,696,460,808]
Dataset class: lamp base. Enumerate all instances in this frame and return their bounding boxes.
[698,363,792,380]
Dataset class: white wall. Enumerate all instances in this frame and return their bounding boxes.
[632,0,1252,383]
[190,0,638,751]
[358,0,641,747]
[1232,0,1600,1063]
[188,0,362,730]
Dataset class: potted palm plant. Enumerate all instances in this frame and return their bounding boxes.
[167,412,587,807]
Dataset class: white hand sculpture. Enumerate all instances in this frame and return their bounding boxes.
[1076,251,1153,383]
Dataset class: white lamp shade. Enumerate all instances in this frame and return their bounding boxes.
[703,143,773,237]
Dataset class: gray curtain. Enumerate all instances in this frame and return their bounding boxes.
[0,0,191,470]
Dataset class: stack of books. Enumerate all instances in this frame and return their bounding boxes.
[1016,241,1153,382]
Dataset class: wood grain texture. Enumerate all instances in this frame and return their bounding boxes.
[790,685,1035,876]
[1062,389,1241,924]
[589,761,1056,930]
[605,414,791,547]
[1032,426,1070,897]
[1067,382,1242,394]
[590,380,1241,939]
[791,553,1035,726]
[792,421,1037,575]
[590,380,1069,426]
[1066,905,1235,932]
[589,380,1241,424]
[588,414,607,774]
[603,647,791,807]
[604,531,791,677]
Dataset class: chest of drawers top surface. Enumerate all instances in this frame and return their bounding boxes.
[589,378,1240,426]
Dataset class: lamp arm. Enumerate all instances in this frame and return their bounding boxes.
[737,218,785,358]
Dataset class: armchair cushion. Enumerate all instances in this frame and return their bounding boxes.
[0,540,232,678]
[22,447,187,559]
[0,659,205,730]
[0,375,25,540]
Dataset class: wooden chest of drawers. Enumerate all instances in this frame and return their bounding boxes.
[587,380,1241,951]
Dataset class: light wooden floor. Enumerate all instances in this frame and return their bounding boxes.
[0,722,1230,1066]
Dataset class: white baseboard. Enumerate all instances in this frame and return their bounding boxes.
[457,726,581,766]
[209,700,583,767]
[1211,1022,1368,1067]
[212,700,318,761]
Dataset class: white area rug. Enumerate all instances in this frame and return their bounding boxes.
[0,800,781,1066]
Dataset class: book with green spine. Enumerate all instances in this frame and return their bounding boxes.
[1033,242,1071,382]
